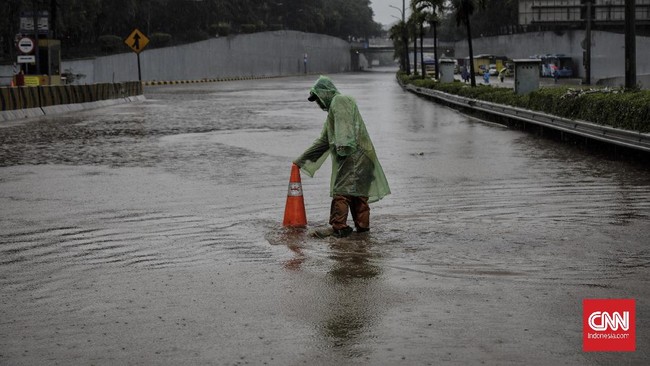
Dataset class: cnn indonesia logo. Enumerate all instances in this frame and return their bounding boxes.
[583,299,635,352]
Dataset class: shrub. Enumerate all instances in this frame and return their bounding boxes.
[213,22,231,37]
[255,21,267,32]
[181,30,210,42]
[241,24,256,33]
[411,78,436,89]
[98,35,122,52]
[150,32,172,48]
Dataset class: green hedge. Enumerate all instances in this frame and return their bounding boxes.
[399,72,650,133]
[212,22,231,36]
[150,32,172,48]
[241,24,256,33]
[98,35,122,52]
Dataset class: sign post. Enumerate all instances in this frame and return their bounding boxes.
[124,28,150,82]
[16,36,36,75]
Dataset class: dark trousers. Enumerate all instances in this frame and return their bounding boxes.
[330,195,369,231]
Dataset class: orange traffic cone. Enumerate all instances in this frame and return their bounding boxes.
[283,163,307,227]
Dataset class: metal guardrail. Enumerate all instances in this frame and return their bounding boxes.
[405,84,650,153]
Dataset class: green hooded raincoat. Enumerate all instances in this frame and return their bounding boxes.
[294,76,391,203]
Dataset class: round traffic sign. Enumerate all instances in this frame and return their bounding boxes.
[18,37,35,54]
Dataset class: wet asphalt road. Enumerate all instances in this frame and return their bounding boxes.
[1,70,649,365]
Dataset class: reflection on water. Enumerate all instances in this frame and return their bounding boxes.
[322,235,381,354]
[267,228,384,357]
[328,236,381,282]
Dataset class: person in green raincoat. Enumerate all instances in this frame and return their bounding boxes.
[293,76,390,238]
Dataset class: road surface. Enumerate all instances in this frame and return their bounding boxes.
[1,70,649,365]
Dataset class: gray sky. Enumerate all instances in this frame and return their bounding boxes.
[370,0,410,26]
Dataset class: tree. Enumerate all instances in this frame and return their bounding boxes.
[451,0,486,87]
[415,0,444,79]
[408,5,419,76]
[389,21,407,72]
[0,0,383,62]
[436,0,517,41]
[322,0,381,39]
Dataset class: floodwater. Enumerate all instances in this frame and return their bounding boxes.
[1,71,649,365]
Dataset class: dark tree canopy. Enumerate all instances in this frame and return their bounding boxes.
[1,0,382,60]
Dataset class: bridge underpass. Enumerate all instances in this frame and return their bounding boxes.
[351,44,456,71]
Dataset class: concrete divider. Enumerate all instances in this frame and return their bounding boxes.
[0,81,143,122]
[0,88,15,110]
[40,86,55,106]
[141,74,302,86]
[0,81,142,111]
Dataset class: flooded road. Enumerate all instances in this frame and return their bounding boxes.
[1,71,649,365]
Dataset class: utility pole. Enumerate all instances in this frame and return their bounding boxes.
[625,0,637,89]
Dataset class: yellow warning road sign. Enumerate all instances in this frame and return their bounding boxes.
[124,28,149,54]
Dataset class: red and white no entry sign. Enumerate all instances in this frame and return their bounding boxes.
[17,37,35,54]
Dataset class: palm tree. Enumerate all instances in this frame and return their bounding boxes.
[428,12,440,79]
[451,0,486,87]
[410,0,425,78]
[389,21,408,72]
[418,12,426,78]
[414,0,444,79]
[407,10,418,76]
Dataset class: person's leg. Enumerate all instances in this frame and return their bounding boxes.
[329,195,354,237]
[330,195,350,230]
[350,196,370,232]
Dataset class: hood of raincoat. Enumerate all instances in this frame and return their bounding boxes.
[310,76,340,111]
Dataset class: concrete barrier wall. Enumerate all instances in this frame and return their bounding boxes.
[65,31,351,84]
[453,30,650,87]
[1,31,351,85]
[0,81,143,113]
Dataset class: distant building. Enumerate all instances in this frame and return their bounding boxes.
[518,0,650,30]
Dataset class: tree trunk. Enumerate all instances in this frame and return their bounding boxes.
[413,24,418,75]
[404,27,410,75]
[433,22,439,80]
[420,23,425,78]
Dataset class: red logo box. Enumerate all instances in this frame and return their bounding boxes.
[583,299,635,352]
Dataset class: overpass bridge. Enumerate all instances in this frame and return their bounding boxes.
[350,39,455,70]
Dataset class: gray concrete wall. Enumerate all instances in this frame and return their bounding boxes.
[1,31,351,85]
[453,30,650,87]
[74,31,351,84]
